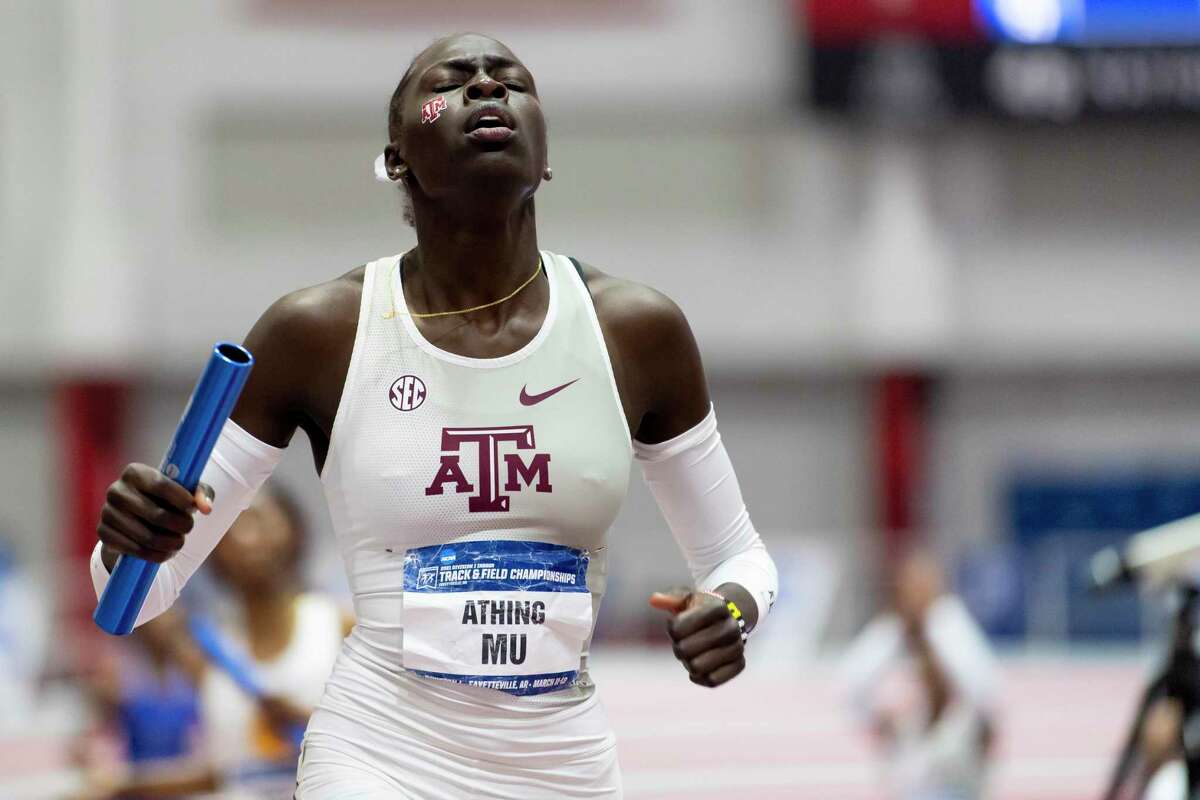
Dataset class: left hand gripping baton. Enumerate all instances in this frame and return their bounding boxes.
[93,342,254,635]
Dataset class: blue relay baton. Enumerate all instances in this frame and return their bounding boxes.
[93,342,254,635]
[188,613,306,747]
[187,613,266,697]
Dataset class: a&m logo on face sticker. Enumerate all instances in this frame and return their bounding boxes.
[421,96,448,124]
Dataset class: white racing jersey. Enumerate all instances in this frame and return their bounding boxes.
[301,250,632,797]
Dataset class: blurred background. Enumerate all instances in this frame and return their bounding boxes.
[3,0,1200,798]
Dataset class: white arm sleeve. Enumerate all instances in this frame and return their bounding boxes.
[839,612,905,722]
[633,406,778,626]
[89,420,285,628]
[922,595,999,714]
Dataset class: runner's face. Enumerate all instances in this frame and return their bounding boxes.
[393,35,548,203]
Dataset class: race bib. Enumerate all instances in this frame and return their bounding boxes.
[401,540,592,696]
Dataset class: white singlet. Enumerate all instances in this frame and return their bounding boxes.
[298,251,633,799]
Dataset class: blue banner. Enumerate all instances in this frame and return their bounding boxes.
[403,540,589,594]
[977,0,1200,45]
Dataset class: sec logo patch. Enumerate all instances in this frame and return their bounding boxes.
[389,375,427,412]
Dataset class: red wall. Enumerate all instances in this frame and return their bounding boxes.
[801,0,983,45]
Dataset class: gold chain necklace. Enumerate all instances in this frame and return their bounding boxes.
[383,255,543,320]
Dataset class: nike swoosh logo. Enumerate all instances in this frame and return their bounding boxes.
[520,379,580,406]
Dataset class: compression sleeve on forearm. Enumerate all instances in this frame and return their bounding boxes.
[634,406,778,625]
[89,420,285,628]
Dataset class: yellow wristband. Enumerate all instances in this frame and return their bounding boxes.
[726,599,743,621]
[700,592,748,643]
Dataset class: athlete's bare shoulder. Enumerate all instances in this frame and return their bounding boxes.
[574,261,686,341]
[232,266,366,448]
[257,266,365,344]
[572,259,710,442]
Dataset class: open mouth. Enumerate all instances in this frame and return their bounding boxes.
[465,105,517,144]
[465,105,516,133]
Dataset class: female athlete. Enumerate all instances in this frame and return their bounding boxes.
[91,33,777,799]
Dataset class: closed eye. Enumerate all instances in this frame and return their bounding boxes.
[504,82,527,92]
[434,84,460,93]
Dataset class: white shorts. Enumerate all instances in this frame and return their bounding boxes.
[296,738,622,800]
[294,641,622,800]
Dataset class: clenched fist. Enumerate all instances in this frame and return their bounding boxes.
[650,588,746,688]
[97,463,214,570]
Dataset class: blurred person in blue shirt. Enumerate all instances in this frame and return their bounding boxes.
[109,613,202,765]
[78,609,215,798]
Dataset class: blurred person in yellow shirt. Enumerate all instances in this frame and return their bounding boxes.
[77,610,212,798]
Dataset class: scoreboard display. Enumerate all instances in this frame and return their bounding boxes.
[802,0,1200,119]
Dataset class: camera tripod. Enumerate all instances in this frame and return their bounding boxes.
[1104,584,1200,800]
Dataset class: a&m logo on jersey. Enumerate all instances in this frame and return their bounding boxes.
[425,425,551,512]
[389,375,427,412]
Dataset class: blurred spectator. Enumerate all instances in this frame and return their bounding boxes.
[196,482,350,796]
[108,613,203,766]
[841,549,998,800]
[1139,696,1186,800]
[76,610,214,798]
[0,529,49,728]
[76,483,349,799]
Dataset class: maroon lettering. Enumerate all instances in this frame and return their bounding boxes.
[424,456,474,496]
[503,453,552,493]
[427,425,551,512]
